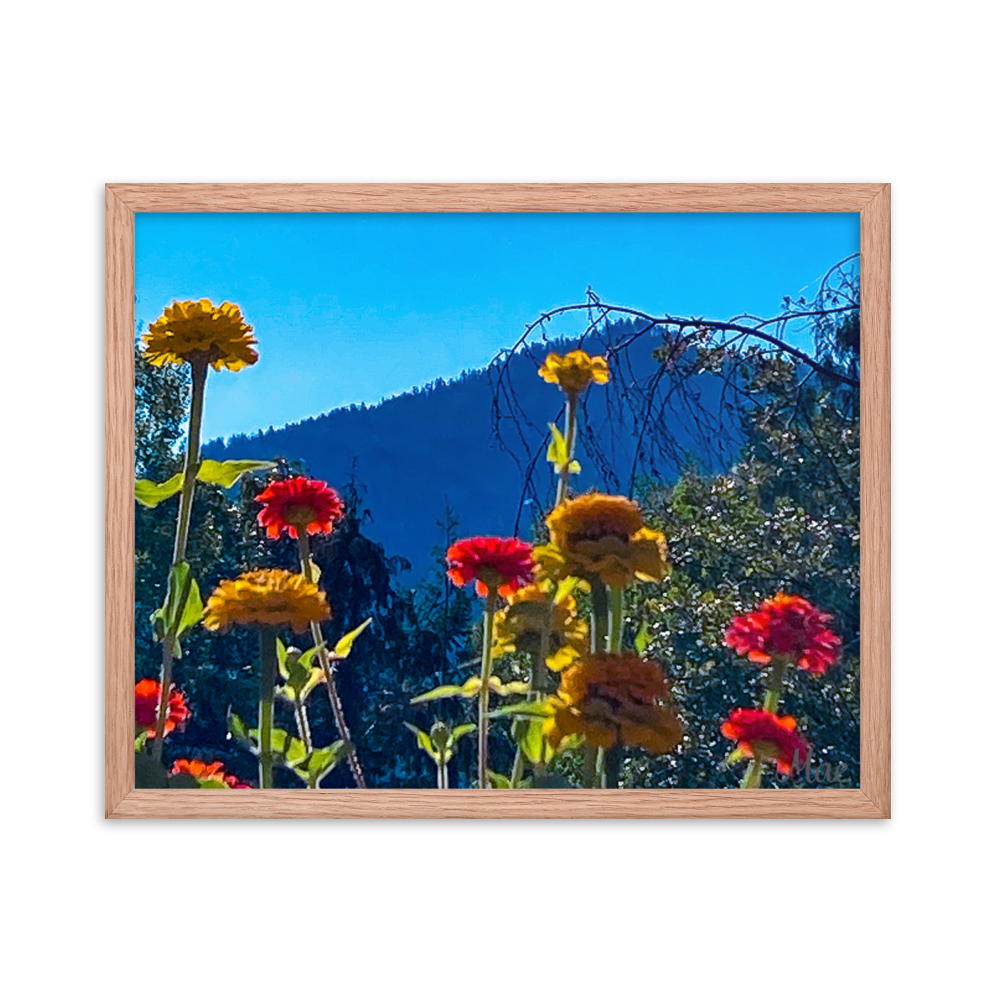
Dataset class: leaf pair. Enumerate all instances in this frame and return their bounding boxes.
[405,721,476,766]
[547,423,581,476]
[135,459,275,507]
[151,561,203,656]
[410,675,529,704]
[228,712,347,786]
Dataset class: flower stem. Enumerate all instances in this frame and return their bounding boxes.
[152,358,207,764]
[556,396,578,507]
[296,532,367,788]
[762,659,788,714]
[478,589,499,789]
[436,755,449,790]
[582,744,599,788]
[258,627,278,789]
[293,697,313,753]
[608,585,624,654]
[741,756,763,789]
[510,605,552,786]
[590,581,609,654]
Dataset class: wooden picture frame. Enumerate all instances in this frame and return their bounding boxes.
[106,183,890,818]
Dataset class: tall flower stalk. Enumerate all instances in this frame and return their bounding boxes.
[722,593,841,788]
[446,536,535,788]
[254,475,368,788]
[152,357,207,762]
[142,299,258,764]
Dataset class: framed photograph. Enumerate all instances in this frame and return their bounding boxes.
[104,183,891,819]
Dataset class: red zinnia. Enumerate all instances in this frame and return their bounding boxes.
[721,708,811,774]
[134,678,190,738]
[724,592,841,674]
[446,536,535,598]
[170,759,251,788]
[255,476,345,540]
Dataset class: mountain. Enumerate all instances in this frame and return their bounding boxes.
[202,320,739,579]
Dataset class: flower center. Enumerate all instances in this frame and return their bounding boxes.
[284,504,319,526]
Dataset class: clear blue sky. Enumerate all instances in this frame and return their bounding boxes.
[135,212,859,443]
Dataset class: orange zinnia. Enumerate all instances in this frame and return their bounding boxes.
[720,708,811,774]
[725,593,841,674]
[538,350,610,397]
[170,759,251,788]
[134,679,190,738]
[446,536,535,598]
[203,569,331,634]
[255,476,345,539]
[544,653,683,754]
[143,299,258,371]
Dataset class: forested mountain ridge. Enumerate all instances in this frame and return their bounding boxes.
[202,320,738,577]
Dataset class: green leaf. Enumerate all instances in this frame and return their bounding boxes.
[228,711,252,750]
[404,722,435,758]
[196,459,275,488]
[332,618,373,659]
[547,422,569,467]
[491,700,555,720]
[292,741,347,785]
[517,718,548,764]
[546,423,581,475]
[448,723,476,745]
[634,621,651,655]
[487,771,511,789]
[150,562,203,654]
[135,473,183,508]
[553,577,580,604]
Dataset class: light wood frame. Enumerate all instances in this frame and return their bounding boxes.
[106,184,890,818]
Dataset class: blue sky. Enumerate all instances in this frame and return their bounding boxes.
[135,212,859,443]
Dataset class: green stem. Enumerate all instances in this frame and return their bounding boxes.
[556,395,578,506]
[478,590,499,789]
[258,627,278,789]
[590,580,609,654]
[741,756,763,789]
[152,358,208,764]
[582,744,599,788]
[293,697,313,753]
[608,585,624,654]
[437,755,449,790]
[762,658,788,714]
[604,745,623,789]
[297,533,367,788]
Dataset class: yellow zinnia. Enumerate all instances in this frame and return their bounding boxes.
[143,299,259,371]
[544,653,683,754]
[537,493,669,589]
[492,584,588,671]
[203,569,330,634]
[538,350,610,397]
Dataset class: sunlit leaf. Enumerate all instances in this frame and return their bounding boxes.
[634,621,651,655]
[150,561,203,654]
[491,700,556,720]
[196,459,275,488]
[135,473,183,508]
[404,722,435,757]
[332,618,373,659]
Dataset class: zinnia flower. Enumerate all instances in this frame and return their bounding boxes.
[493,583,588,670]
[203,569,331,633]
[720,708,811,774]
[170,759,251,788]
[538,350,610,397]
[537,493,668,589]
[446,536,535,598]
[134,678,190,738]
[544,653,683,754]
[143,299,258,371]
[255,476,345,539]
[725,593,841,674]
